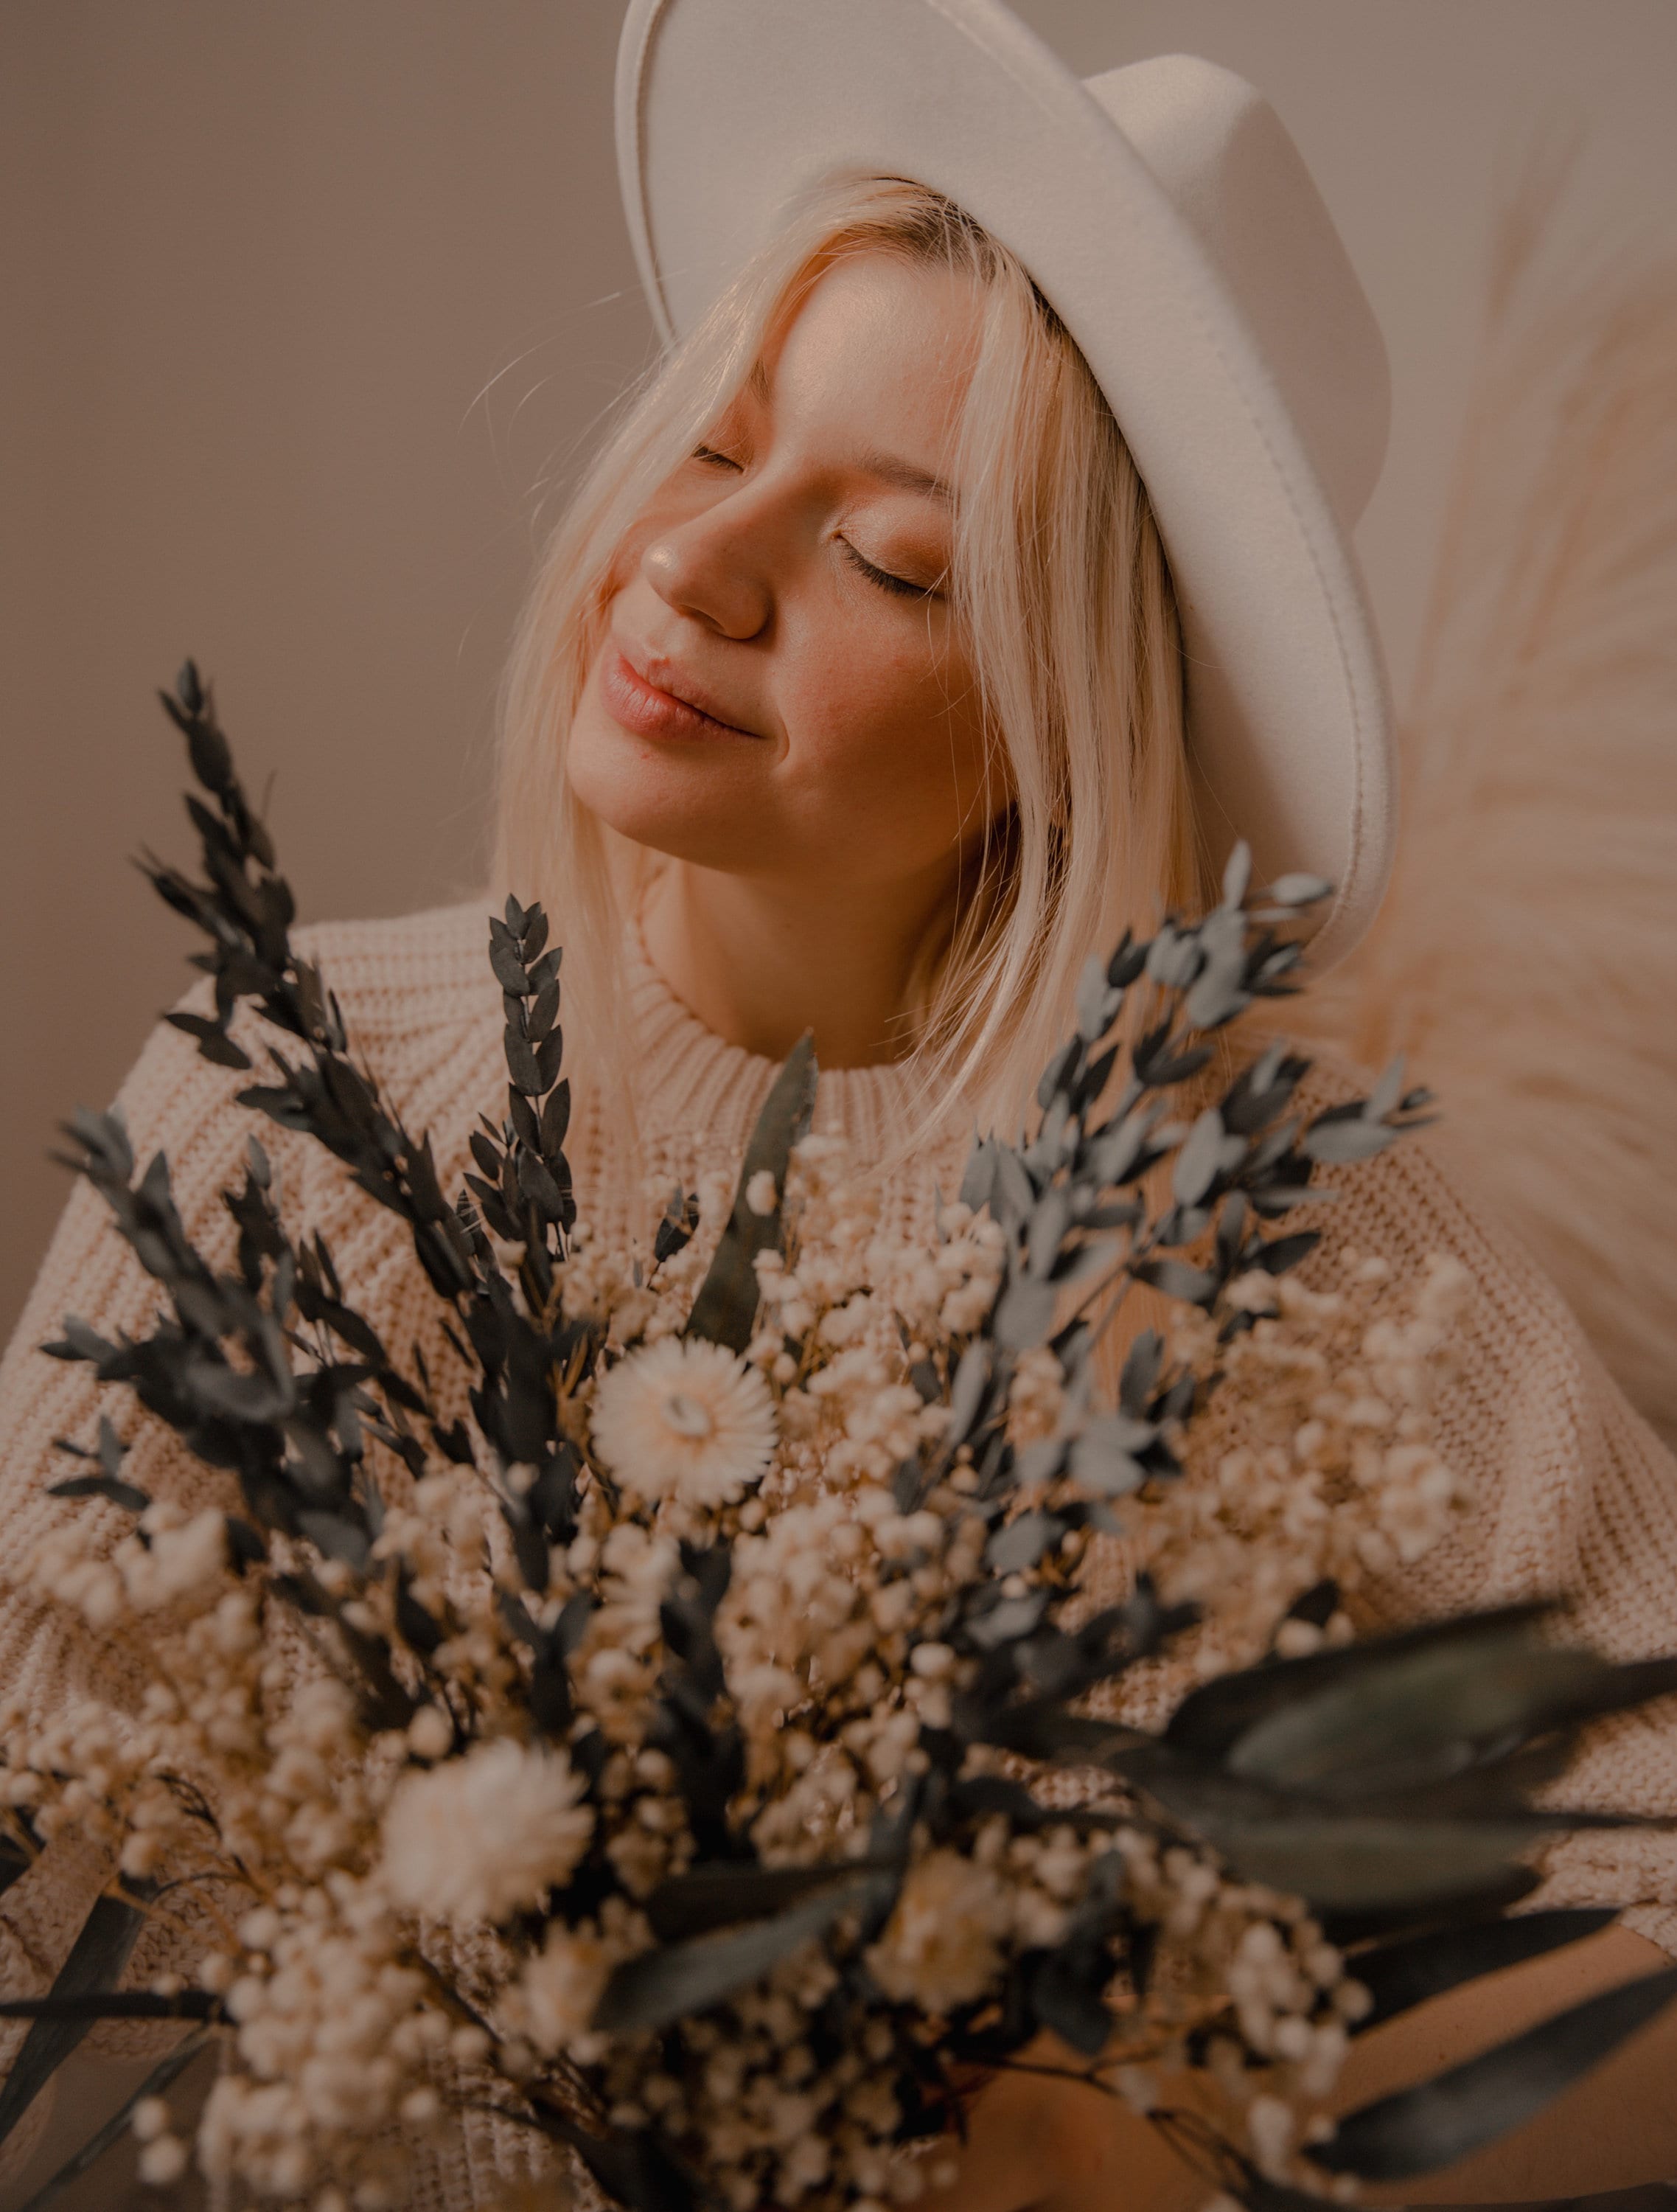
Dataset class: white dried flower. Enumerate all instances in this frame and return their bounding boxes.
[745,1170,779,1217]
[1247,2092,1294,2178]
[513,1924,613,2055]
[865,1850,1006,2015]
[137,2132,191,2186]
[130,2096,171,2143]
[378,1738,593,1926]
[590,1338,776,1509]
[122,1506,229,1610]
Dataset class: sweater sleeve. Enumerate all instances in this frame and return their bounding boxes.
[0,1002,285,2101]
[1319,1100,1677,1958]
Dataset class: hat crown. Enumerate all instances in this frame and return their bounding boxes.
[1083,54,1390,531]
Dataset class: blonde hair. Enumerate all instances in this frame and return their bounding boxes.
[493,175,1205,1147]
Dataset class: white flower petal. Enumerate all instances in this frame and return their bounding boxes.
[590,1338,777,1509]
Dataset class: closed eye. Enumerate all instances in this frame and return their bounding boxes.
[691,443,743,471]
[839,539,942,600]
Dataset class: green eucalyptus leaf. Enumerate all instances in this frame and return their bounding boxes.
[1311,1965,1677,2180]
[685,1034,817,1352]
[1074,953,1121,1041]
[1132,1256,1218,1307]
[1026,1189,1073,1279]
[10,2025,212,2212]
[1118,1329,1163,1418]
[1265,872,1333,907]
[991,1148,1036,1230]
[0,1832,31,1903]
[646,1860,889,1943]
[986,1510,1067,1576]
[1347,1907,1619,2034]
[1154,1795,1533,1913]
[1365,1055,1407,1123]
[595,1871,890,2034]
[1225,1630,1677,1798]
[959,1137,998,1215]
[944,1340,993,1449]
[1300,1118,1396,1166]
[557,2121,700,2212]
[1118,1742,1540,1912]
[967,1590,1051,1650]
[1220,840,1253,909]
[1164,1607,1554,1764]
[0,1893,147,2152]
[993,1275,1057,1352]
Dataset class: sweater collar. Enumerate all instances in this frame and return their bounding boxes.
[622,925,927,1166]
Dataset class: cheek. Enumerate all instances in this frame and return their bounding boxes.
[778,618,994,852]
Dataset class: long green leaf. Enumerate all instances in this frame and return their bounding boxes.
[557,2119,699,2212]
[1228,1634,1677,1798]
[1125,1747,1538,1911]
[1181,1811,1535,1915]
[1312,1963,1677,2180]
[0,1991,219,2024]
[0,1893,147,2152]
[0,1835,30,1905]
[646,1860,885,1943]
[1347,1907,1619,2033]
[595,1869,888,2035]
[684,1034,817,1352]
[1164,1607,1551,1764]
[1123,1734,1557,1911]
[15,2025,210,2212]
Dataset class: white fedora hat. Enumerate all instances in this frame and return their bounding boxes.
[615,0,1396,965]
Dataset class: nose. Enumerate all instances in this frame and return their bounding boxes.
[641,501,773,641]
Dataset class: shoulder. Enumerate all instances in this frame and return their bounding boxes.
[290,898,501,1043]
[1289,1039,1597,1411]
[119,895,502,1107]
[102,900,503,1244]
[1289,1043,1677,1630]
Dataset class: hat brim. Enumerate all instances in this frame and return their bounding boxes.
[616,0,1395,967]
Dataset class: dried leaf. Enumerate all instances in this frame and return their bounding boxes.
[685,1036,817,1352]
[1313,1966,1677,2180]
[0,1893,147,2152]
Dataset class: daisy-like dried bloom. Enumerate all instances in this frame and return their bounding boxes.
[509,1923,614,2057]
[590,1336,777,1508]
[378,1737,594,1927]
[865,1848,1008,2015]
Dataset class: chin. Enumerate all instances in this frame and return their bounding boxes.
[565,688,778,875]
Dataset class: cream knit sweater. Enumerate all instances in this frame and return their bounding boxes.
[2,900,1676,2208]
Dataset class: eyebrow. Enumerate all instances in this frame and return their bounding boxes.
[736,361,955,504]
[850,447,956,505]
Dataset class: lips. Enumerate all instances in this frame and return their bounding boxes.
[600,642,759,742]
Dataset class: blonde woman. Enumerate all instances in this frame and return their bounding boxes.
[3,3,1676,2206]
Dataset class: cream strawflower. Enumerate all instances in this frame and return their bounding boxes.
[510,1924,613,2055]
[590,1337,777,1509]
[378,1737,593,1926]
[865,1849,1007,2015]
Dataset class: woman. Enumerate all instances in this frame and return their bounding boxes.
[3,2,1676,2205]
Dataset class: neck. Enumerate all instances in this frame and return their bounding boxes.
[638,861,953,1068]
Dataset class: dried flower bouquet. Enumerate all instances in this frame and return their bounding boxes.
[3,666,1676,2212]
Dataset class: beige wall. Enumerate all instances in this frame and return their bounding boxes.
[5,0,1677,1343]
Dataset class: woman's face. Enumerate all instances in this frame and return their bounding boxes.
[566,254,999,902]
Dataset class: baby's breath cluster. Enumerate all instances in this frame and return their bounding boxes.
[1132,1248,1474,1675]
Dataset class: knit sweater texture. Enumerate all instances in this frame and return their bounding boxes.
[3,900,1676,2208]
